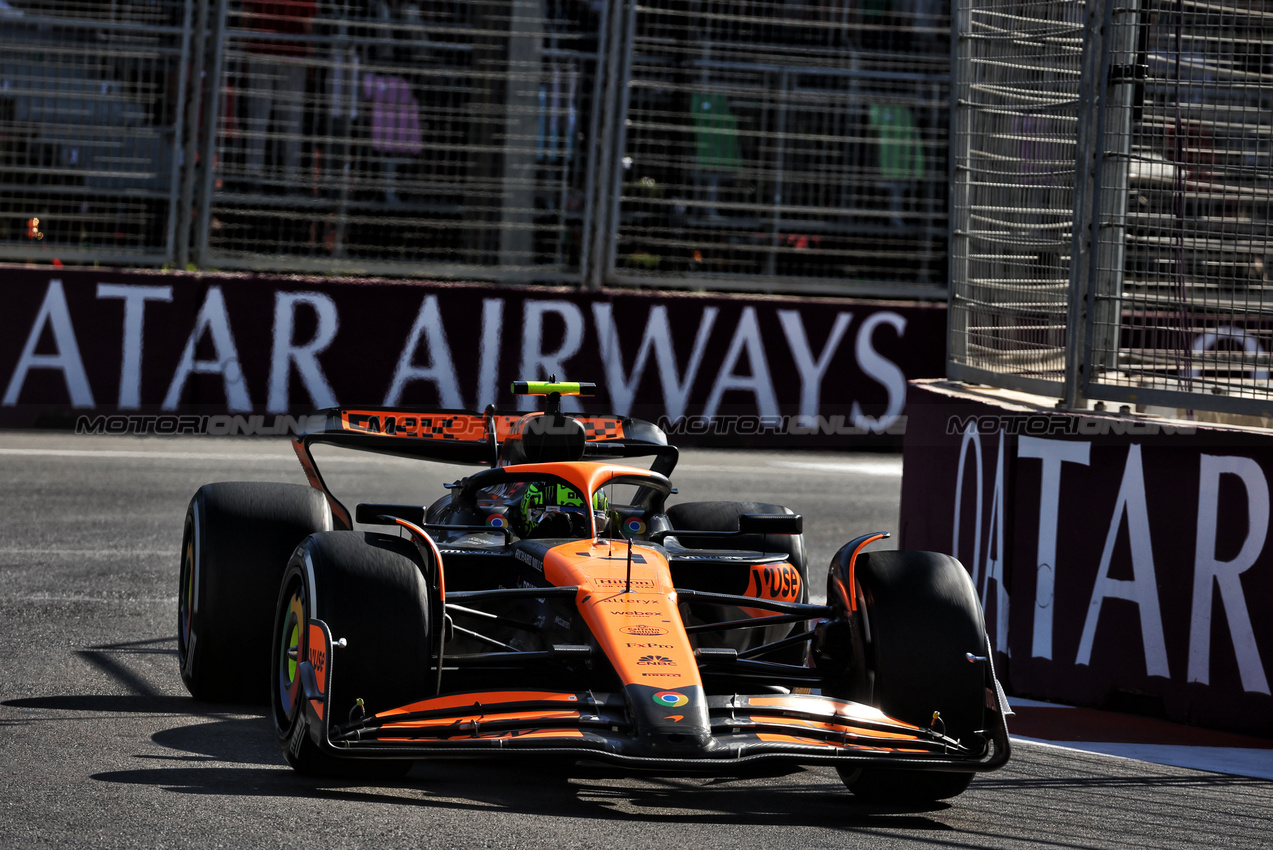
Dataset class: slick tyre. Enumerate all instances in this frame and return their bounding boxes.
[667,501,808,662]
[271,531,431,778]
[835,550,985,803]
[178,482,332,703]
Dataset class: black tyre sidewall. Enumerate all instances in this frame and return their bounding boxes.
[839,550,986,802]
[178,482,332,703]
[854,549,986,744]
[271,531,432,775]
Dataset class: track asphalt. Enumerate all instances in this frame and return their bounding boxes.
[1009,697,1273,780]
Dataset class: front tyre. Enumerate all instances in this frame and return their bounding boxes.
[833,549,985,802]
[271,531,432,777]
[178,482,332,703]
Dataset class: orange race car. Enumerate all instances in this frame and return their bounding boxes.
[176,380,1010,802]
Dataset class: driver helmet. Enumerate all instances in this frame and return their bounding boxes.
[516,481,609,538]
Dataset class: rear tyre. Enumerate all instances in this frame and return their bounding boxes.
[834,549,985,802]
[178,482,332,703]
[271,531,432,778]
[667,501,807,662]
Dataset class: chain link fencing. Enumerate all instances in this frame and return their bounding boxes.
[196,0,605,279]
[0,1,190,265]
[948,0,1082,391]
[607,0,951,295]
[1,0,954,296]
[950,0,1273,417]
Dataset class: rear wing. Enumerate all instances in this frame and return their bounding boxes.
[290,406,676,528]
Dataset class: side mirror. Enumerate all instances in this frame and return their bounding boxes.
[738,513,802,535]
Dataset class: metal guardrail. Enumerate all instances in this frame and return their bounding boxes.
[949,0,1273,416]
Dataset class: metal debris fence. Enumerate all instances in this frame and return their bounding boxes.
[949,0,1273,417]
[0,1,191,265]
[0,0,952,296]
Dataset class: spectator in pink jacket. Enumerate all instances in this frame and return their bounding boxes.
[363,72,421,202]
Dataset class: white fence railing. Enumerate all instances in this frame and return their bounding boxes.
[949,0,1273,416]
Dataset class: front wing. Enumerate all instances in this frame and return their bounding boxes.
[293,620,1010,772]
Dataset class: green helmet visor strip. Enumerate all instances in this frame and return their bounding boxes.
[515,481,613,538]
[474,479,648,540]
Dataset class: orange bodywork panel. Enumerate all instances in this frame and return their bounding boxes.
[306,622,330,722]
[740,562,804,620]
[338,410,626,444]
[381,710,582,731]
[381,690,587,718]
[538,537,703,692]
[377,729,587,742]
[340,410,510,441]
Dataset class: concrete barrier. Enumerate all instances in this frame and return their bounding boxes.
[0,267,945,446]
[900,379,1273,736]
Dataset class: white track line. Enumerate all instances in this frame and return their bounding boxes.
[766,460,903,476]
[0,448,413,464]
[9,593,178,603]
[1013,737,1273,781]
[0,548,172,558]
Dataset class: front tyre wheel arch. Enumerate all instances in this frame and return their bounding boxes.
[829,548,987,802]
[270,531,432,778]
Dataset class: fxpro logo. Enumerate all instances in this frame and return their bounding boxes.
[945,414,1195,438]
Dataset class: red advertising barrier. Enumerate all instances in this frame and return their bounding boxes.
[900,380,1273,736]
[0,267,946,445]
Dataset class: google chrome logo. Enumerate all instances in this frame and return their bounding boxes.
[653,691,689,708]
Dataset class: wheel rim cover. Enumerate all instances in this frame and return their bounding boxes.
[277,591,305,717]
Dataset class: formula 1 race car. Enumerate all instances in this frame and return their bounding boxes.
[177,380,1010,802]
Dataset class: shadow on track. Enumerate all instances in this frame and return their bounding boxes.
[3,692,959,828]
[1,679,1025,829]
[90,756,960,829]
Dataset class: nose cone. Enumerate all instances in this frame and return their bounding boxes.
[626,684,717,756]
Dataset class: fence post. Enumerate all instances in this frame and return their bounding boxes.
[584,0,629,290]
[500,0,545,271]
[193,0,230,268]
[175,0,210,270]
[946,0,972,370]
[1063,0,1111,410]
[577,0,611,288]
[1085,0,1140,390]
[599,0,638,287]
